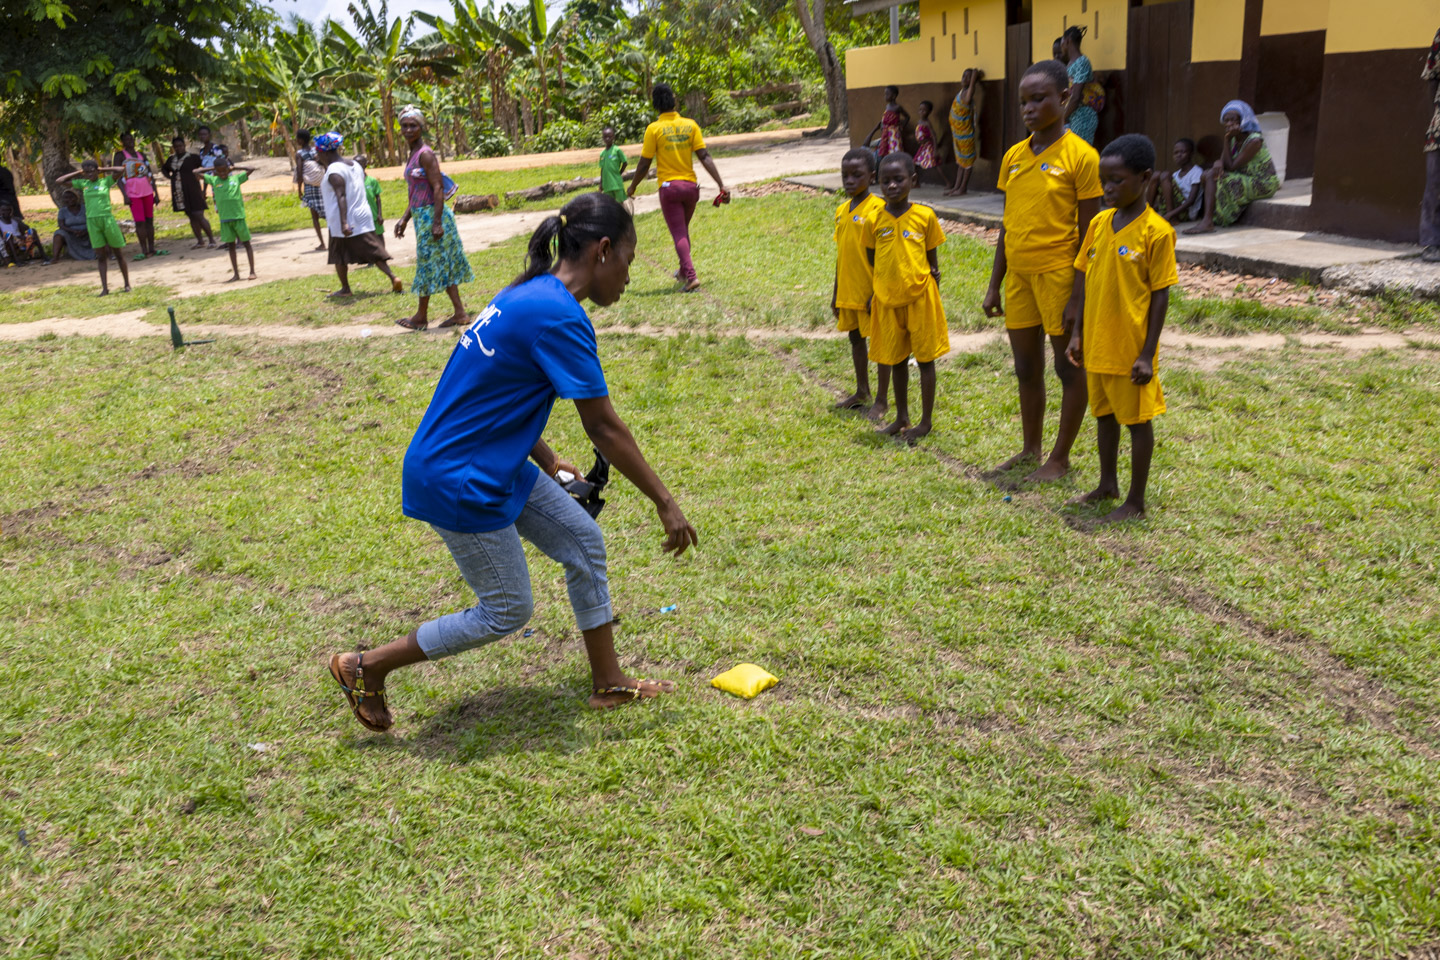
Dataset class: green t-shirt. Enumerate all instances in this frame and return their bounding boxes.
[203,170,249,221]
[364,175,382,219]
[598,145,626,195]
[81,176,116,219]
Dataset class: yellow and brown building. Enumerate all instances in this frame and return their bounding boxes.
[845,0,1437,241]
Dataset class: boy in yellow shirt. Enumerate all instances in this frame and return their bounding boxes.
[1065,134,1178,524]
[867,151,948,444]
[832,147,887,412]
[983,60,1102,483]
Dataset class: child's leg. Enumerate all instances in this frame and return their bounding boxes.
[311,208,326,248]
[1101,420,1154,523]
[901,360,937,443]
[96,248,110,293]
[880,360,909,435]
[1027,333,1088,482]
[243,241,255,278]
[837,328,871,408]
[1073,413,1121,504]
[187,214,204,246]
[227,242,240,278]
[995,325,1046,472]
[49,233,66,262]
[874,361,890,414]
[113,246,129,289]
[200,215,215,244]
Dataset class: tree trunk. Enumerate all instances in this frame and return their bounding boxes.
[39,97,73,205]
[381,89,397,164]
[794,0,848,136]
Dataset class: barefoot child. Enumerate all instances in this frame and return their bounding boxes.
[868,151,948,443]
[202,157,257,281]
[1065,134,1177,524]
[831,147,886,412]
[597,126,627,205]
[1146,137,1203,224]
[55,161,131,295]
[982,60,1101,482]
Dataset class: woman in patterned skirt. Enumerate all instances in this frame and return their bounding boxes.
[946,68,981,196]
[864,86,909,160]
[1184,100,1280,235]
[394,106,473,330]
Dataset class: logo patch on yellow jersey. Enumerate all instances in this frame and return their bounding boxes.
[1044,163,1067,177]
[1008,163,1021,176]
[878,226,895,238]
[1116,244,1144,262]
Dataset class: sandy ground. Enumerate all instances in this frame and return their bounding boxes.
[2,134,847,301]
[14,127,816,215]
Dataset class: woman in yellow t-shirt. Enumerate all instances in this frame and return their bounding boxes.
[626,83,728,293]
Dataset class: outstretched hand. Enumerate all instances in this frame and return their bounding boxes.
[657,499,698,556]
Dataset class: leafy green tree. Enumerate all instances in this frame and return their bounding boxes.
[0,0,267,200]
[794,0,847,135]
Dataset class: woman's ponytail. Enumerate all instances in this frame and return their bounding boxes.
[511,192,635,288]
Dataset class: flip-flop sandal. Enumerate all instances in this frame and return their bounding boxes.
[436,315,468,329]
[394,316,427,331]
[591,677,673,710]
[132,253,146,261]
[329,652,391,732]
[154,250,169,256]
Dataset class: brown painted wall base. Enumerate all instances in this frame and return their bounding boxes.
[848,80,1007,190]
[1312,48,1432,242]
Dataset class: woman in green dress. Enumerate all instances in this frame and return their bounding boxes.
[1185,100,1280,235]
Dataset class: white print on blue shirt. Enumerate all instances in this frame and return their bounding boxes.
[460,303,500,357]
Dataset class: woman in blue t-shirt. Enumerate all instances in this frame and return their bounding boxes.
[328,193,699,730]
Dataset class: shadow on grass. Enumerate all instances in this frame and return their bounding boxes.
[402,684,590,762]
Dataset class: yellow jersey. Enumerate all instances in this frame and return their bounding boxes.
[642,112,706,184]
[997,129,1102,274]
[1074,207,1179,376]
[834,193,885,311]
[869,202,945,306]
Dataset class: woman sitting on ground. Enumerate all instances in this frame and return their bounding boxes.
[48,189,96,263]
[1184,100,1280,235]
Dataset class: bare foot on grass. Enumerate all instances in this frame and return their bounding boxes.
[878,417,910,437]
[834,391,872,411]
[1068,484,1120,506]
[326,289,353,299]
[901,422,932,445]
[988,450,1039,475]
[1098,502,1146,525]
[866,401,889,423]
[588,677,676,710]
[436,314,469,329]
[1024,458,1070,483]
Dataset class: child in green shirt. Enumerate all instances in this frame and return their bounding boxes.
[597,126,627,205]
[202,157,257,281]
[357,156,384,237]
[54,159,131,295]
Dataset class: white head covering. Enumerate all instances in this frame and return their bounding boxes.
[398,105,425,126]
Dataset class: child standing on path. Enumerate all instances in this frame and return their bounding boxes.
[982,60,1102,483]
[597,126,627,205]
[1066,135,1177,524]
[868,151,948,444]
[114,133,164,260]
[55,160,131,295]
[831,147,887,412]
[203,157,257,282]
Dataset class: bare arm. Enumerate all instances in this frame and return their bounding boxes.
[327,171,352,235]
[1224,134,1263,172]
[694,147,725,193]
[573,396,698,556]
[529,439,577,479]
[419,148,445,237]
[982,204,1008,316]
[1064,82,1083,119]
[1076,197,1099,245]
[926,246,941,284]
[626,156,652,197]
[1132,287,1169,384]
[1065,271,1088,366]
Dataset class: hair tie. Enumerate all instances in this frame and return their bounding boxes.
[559,215,567,227]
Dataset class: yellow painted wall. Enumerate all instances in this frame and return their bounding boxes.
[1191,0,1246,61]
[845,0,1008,87]
[1030,0,1130,70]
[1325,0,1438,53]
[1261,0,1329,36]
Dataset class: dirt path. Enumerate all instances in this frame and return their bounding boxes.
[2,135,848,301]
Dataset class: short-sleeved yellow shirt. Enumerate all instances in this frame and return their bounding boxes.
[997,129,1102,274]
[642,112,706,184]
[869,203,945,306]
[834,193,885,311]
[1074,207,1179,376]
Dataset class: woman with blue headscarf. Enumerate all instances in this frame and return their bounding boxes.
[1185,100,1280,235]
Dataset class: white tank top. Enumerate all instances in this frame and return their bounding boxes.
[321,160,374,235]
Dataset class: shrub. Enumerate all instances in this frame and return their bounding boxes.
[588,99,651,144]
[469,125,511,159]
[528,117,588,154]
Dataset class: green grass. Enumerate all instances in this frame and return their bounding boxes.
[3,193,1440,956]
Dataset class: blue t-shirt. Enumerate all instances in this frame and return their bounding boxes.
[402,274,609,533]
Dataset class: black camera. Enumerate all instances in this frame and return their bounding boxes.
[557,447,611,519]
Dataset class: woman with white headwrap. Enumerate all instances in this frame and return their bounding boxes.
[394,106,473,330]
[1184,100,1280,235]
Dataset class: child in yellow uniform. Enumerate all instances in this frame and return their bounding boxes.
[982,60,1102,483]
[832,147,887,413]
[868,152,948,444]
[1065,135,1177,524]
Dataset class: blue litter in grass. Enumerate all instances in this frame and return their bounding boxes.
[1003,495,1012,502]
[660,604,677,614]
[523,629,534,638]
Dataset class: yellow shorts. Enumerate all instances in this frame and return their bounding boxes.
[870,281,949,365]
[1088,372,1166,425]
[1004,267,1074,337]
[836,307,871,337]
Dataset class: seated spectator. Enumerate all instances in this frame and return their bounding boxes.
[0,200,46,266]
[1185,100,1280,235]
[49,189,96,263]
[1147,137,1204,223]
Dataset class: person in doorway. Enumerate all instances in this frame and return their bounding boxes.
[981,59,1102,483]
[626,83,728,293]
[946,68,982,197]
[161,136,215,248]
[316,132,403,298]
[114,132,164,259]
[326,192,697,732]
[863,85,909,160]
[1421,26,1440,262]
[202,156,257,282]
[1184,100,1280,235]
[293,129,328,251]
[1146,137,1204,224]
[47,189,96,263]
[1066,134,1178,525]
[1059,26,1099,145]
[598,126,628,204]
[54,160,131,295]
[394,106,473,329]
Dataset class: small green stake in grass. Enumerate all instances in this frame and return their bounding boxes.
[169,307,214,349]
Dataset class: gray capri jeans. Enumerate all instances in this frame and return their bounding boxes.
[417,472,612,660]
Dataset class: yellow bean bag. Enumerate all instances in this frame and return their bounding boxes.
[711,663,778,699]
